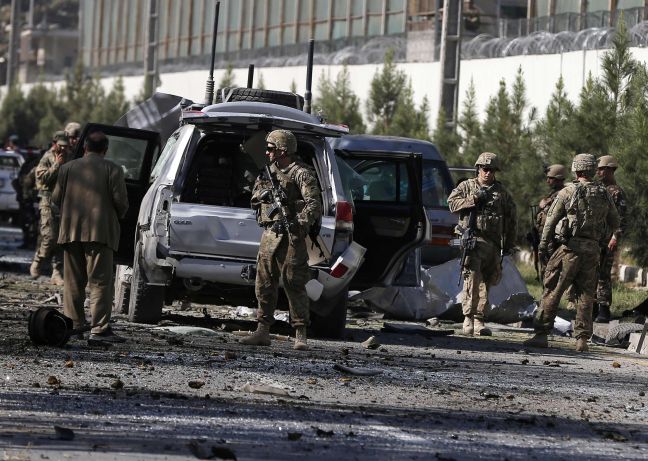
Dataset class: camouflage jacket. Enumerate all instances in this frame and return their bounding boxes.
[541,179,619,252]
[35,148,62,196]
[447,177,517,251]
[605,183,626,240]
[251,160,322,234]
[535,187,563,233]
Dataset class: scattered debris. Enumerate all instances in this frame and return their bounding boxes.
[223,351,237,360]
[53,425,75,441]
[426,317,440,327]
[242,382,290,397]
[47,376,60,386]
[189,380,206,389]
[312,426,334,437]
[64,359,74,368]
[187,440,237,460]
[111,379,124,389]
[234,306,256,317]
[333,363,382,376]
[153,326,218,336]
[361,336,380,349]
[306,378,317,384]
[287,432,302,441]
[603,431,628,442]
[381,322,453,337]
[612,361,621,368]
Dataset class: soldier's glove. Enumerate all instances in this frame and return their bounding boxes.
[474,188,489,206]
[258,189,273,204]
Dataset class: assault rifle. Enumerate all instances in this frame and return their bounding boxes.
[263,164,295,245]
[457,207,478,286]
[526,204,541,281]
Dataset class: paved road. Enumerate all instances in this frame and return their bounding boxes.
[1,271,647,460]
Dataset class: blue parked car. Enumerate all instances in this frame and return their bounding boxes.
[330,135,457,266]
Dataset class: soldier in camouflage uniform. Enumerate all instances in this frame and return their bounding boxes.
[64,122,82,150]
[448,152,518,337]
[534,164,567,280]
[525,154,619,352]
[240,129,322,351]
[29,131,70,285]
[594,155,627,323]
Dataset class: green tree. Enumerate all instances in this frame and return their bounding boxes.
[0,85,31,146]
[25,81,67,147]
[314,66,366,133]
[534,76,576,166]
[366,48,407,134]
[601,15,636,116]
[431,108,461,164]
[91,77,130,124]
[391,81,430,139]
[218,64,236,88]
[457,80,485,165]
[571,75,616,156]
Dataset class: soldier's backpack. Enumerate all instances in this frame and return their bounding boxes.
[556,183,611,243]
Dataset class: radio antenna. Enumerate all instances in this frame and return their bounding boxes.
[204,1,221,105]
[303,39,314,114]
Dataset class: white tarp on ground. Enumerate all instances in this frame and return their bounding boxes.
[350,256,536,323]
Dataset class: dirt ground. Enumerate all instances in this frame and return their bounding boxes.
[1,271,648,461]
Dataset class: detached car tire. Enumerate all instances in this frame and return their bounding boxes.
[128,241,165,324]
[309,288,348,339]
[215,87,304,110]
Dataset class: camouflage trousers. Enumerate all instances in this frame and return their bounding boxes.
[33,204,63,271]
[596,244,618,308]
[461,241,502,319]
[534,242,600,339]
[255,228,310,327]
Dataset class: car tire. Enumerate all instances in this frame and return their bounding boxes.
[113,265,131,314]
[128,241,165,324]
[215,87,304,110]
[309,288,348,340]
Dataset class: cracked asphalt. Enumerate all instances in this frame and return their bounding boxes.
[1,268,648,461]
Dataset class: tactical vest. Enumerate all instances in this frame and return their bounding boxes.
[556,182,612,243]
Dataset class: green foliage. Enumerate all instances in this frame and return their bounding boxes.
[366,49,408,134]
[571,75,616,156]
[431,108,460,165]
[257,72,266,90]
[391,81,430,139]
[91,77,130,124]
[218,64,236,88]
[601,15,636,115]
[0,85,31,146]
[534,77,576,166]
[314,66,366,134]
[458,80,484,164]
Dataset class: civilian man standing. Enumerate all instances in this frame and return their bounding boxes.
[53,131,129,343]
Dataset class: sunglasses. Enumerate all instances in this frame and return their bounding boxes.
[480,167,494,173]
[266,145,278,152]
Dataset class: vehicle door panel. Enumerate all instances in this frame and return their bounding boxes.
[336,151,425,288]
[75,123,160,264]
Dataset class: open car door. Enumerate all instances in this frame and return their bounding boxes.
[75,123,161,264]
[336,150,427,289]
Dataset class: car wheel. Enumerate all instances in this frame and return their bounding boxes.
[113,265,131,314]
[128,240,165,324]
[309,288,348,339]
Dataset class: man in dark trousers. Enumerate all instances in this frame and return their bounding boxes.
[53,131,129,343]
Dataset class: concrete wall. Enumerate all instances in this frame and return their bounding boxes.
[16,46,648,131]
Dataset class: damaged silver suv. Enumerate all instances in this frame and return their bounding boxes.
[79,92,428,338]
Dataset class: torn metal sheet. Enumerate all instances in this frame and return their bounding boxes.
[350,256,535,323]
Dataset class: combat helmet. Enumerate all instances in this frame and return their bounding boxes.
[571,153,597,177]
[64,122,81,138]
[474,152,500,171]
[597,155,618,169]
[546,164,566,180]
[266,129,297,155]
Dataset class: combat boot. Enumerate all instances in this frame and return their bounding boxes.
[239,323,271,346]
[523,333,549,348]
[293,326,309,351]
[29,260,41,279]
[594,303,611,323]
[51,268,64,286]
[474,318,492,336]
[575,337,589,352]
[462,316,474,336]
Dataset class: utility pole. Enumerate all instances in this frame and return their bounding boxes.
[6,0,20,87]
[144,0,160,99]
[438,0,463,129]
